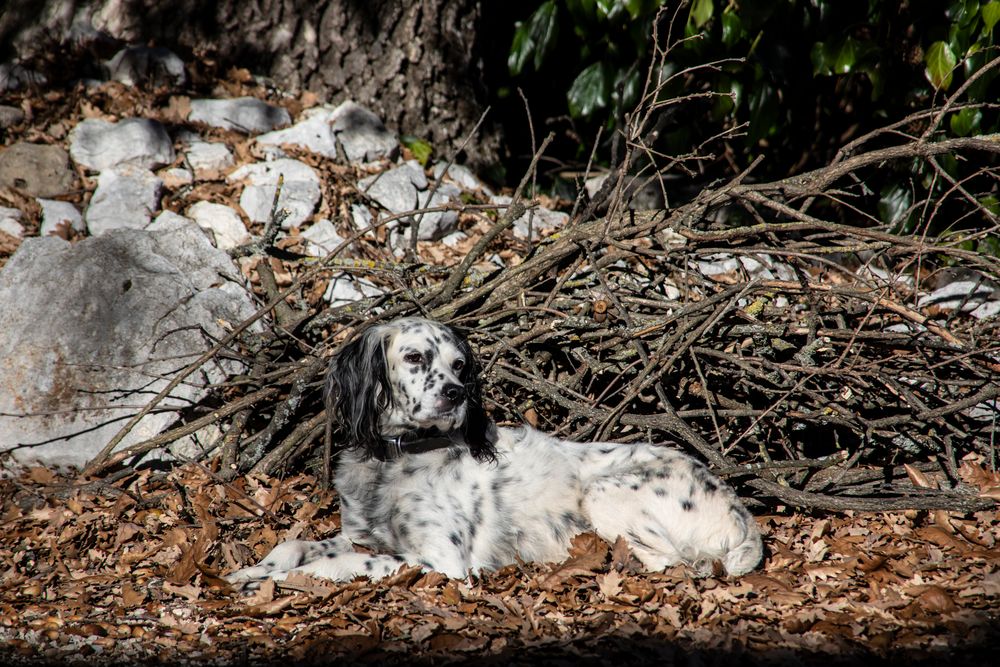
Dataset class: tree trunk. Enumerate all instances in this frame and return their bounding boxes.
[1,0,503,170]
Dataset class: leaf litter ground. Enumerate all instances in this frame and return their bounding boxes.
[1,464,998,665]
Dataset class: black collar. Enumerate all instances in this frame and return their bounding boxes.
[381,429,462,459]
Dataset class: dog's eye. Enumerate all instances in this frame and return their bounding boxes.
[404,352,423,364]
[452,359,466,372]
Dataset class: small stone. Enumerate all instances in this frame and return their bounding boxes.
[324,272,382,307]
[358,161,459,240]
[70,118,175,171]
[186,201,248,250]
[432,162,493,196]
[301,219,346,257]
[0,104,25,128]
[0,63,45,91]
[490,195,569,241]
[257,106,339,158]
[38,199,84,236]
[184,141,234,175]
[511,207,569,241]
[359,160,429,206]
[256,101,398,163]
[189,97,291,134]
[160,168,193,188]
[228,158,320,228]
[105,46,187,87]
[0,207,24,237]
[85,165,163,235]
[0,143,77,197]
[351,204,374,233]
[331,101,399,163]
[441,230,468,248]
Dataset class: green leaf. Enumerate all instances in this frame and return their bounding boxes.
[747,79,778,144]
[984,1,1000,33]
[596,0,623,20]
[949,107,982,136]
[507,1,559,76]
[721,9,744,47]
[978,235,1000,258]
[979,194,1000,216]
[879,182,914,232]
[925,40,957,90]
[624,0,659,20]
[508,23,531,76]
[811,41,834,76]
[567,62,612,117]
[834,37,858,74]
[688,0,714,30]
[400,135,433,166]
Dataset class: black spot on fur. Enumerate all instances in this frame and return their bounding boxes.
[682,500,694,511]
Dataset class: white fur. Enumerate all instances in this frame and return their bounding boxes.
[227,318,762,586]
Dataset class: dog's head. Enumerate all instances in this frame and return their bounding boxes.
[325,317,497,461]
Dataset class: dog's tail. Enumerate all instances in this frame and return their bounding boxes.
[721,504,764,576]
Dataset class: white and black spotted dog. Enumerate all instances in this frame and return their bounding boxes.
[227,317,762,586]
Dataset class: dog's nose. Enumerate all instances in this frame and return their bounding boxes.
[442,383,466,405]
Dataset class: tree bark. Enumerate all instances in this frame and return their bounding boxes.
[2,0,502,170]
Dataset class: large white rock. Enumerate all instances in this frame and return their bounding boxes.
[257,101,398,163]
[186,201,249,250]
[85,165,163,235]
[228,158,320,228]
[189,97,290,134]
[69,117,175,171]
[0,217,257,470]
[38,199,84,236]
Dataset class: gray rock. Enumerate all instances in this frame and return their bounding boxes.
[0,143,77,197]
[85,165,163,234]
[186,201,248,250]
[359,160,460,240]
[160,167,193,188]
[432,161,492,196]
[0,207,23,237]
[0,105,25,128]
[184,140,234,175]
[359,160,426,211]
[228,158,320,228]
[0,218,256,470]
[257,101,398,163]
[189,97,291,134]
[70,118,175,171]
[38,199,85,236]
[105,46,187,87]
[257,106,339,158]
[301,219,346,257]
[324,272,383,307]
[918,280,1000,320]
[331,101,399,163]
[0,62,45,91]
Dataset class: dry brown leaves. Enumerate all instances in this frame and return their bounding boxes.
[1,464,998,665]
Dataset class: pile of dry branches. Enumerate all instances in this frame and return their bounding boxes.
[82,41,1000,515]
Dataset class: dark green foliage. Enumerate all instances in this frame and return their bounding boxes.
[504,0,1000,252]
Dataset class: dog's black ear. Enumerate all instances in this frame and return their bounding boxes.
[455,333,498,462]
[325,325,391,458]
